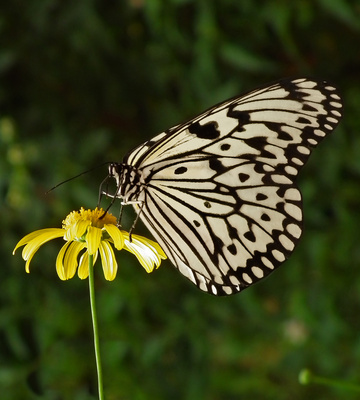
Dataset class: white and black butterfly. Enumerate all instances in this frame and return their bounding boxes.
[105,78,342,296]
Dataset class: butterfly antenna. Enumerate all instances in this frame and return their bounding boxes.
[46,162,109,194]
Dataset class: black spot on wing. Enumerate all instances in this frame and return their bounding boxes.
[302,103,318,112]
[244,230,256,242]
[213,235,225,252]
[244,136,277,159]
[239,173,250,183]
[228,225,238,239]
[189,121,220,139]
[297,116,312,124]
[227,244,237,255]
[261,213,271,221]
[277,129,293,141]
[221,143,231,151]
[264,122,292,141]
[256,193,268,201]
[174,166,187,175]
[209,158,227,173]
[227,108,251,126]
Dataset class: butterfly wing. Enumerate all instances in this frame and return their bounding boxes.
[122,78,343,295]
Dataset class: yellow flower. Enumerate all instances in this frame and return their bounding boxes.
[13,207,166,281]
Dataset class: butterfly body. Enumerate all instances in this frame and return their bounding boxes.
[108,78,342,295]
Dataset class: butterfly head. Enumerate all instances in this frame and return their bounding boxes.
[107,162,142,203]
[108,162,124,192]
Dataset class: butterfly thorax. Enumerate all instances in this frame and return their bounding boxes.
[108,162,144,203]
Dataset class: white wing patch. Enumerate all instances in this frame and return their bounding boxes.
[109,77,343,296]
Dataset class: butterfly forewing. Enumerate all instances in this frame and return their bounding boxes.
[111,78,342,295]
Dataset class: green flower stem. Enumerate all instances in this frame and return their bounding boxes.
[88,254,105,400]
[299,369,360,393]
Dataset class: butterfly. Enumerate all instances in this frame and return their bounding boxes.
[104,78,343,296]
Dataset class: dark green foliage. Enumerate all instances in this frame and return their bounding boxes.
[1,1,360,399]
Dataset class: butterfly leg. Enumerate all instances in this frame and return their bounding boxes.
[98,175,124,219]
[124,200,144,242]
[117,205,124,228]
[98,174,114,205]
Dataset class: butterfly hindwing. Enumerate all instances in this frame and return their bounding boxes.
[112,78,342,295]
[133,157,303,295]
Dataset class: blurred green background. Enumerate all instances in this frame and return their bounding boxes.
[1,1,360,399]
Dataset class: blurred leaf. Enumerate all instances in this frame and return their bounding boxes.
[318,0,360,29]
[220,44,278,72]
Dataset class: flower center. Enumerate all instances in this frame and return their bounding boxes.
[62,207,117,231]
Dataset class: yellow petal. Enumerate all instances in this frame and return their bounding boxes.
[78,252,89,279]
[64,227,73,241]
[99,241,118,281]
[86,226,102,255]
[13,228,64,255]
[64,241,85,279]
[13,228,65,273]
[123,232,167,260]
[56,241,72,280]
[56,241,85,280]
[23,246,46,274]
[124,238,161,273]
[104,224,124,250]
[135,236,167,260]
[65,219,89,241]
[74,219,91,238]
[78,251,99,279]
[24,249,38,274]
[64,221,77,241]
